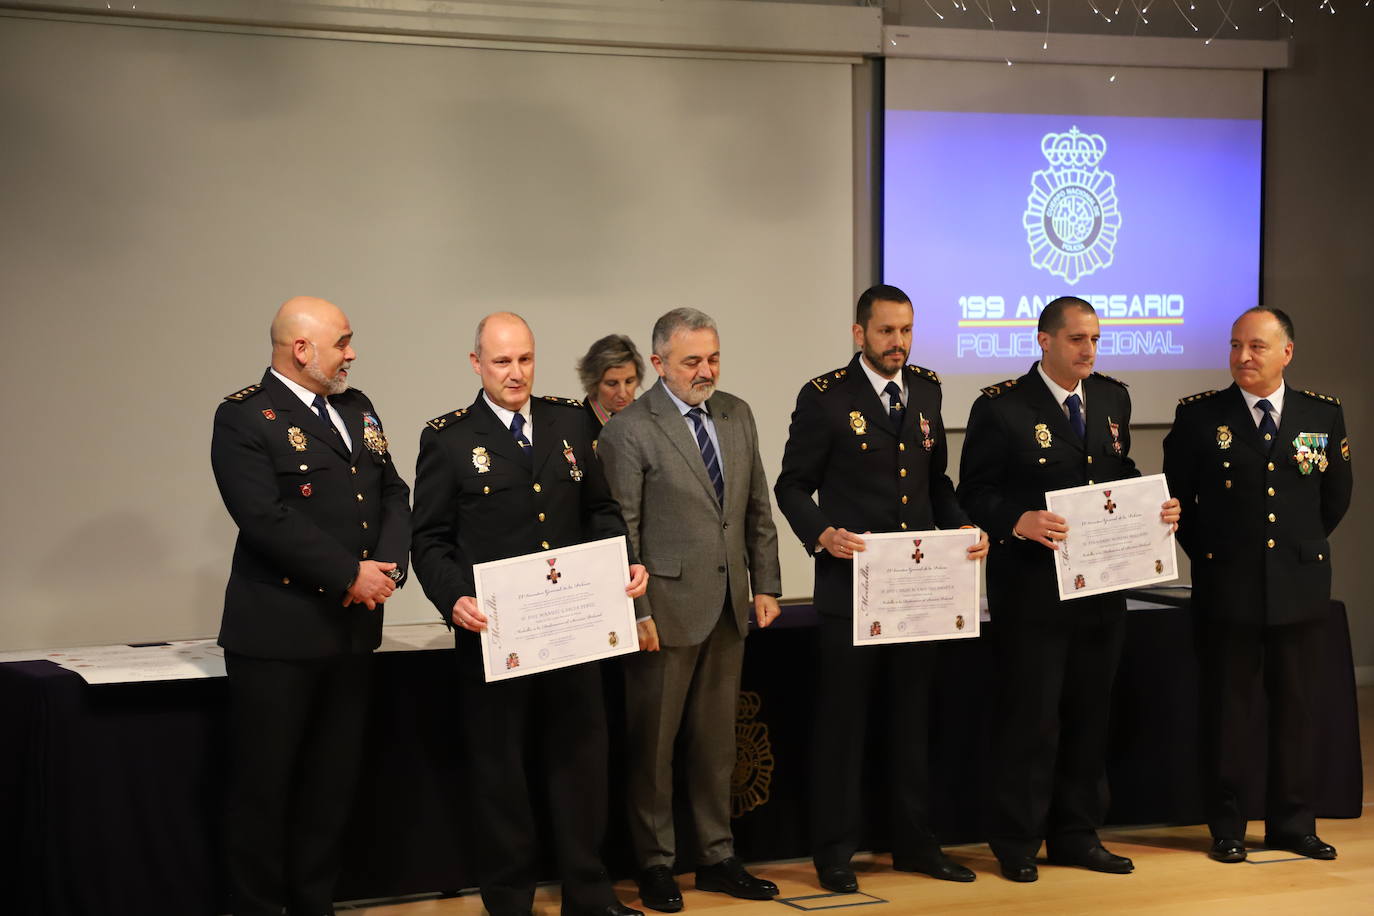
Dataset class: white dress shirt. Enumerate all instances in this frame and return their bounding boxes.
[1239,383,1285,430]
[858,355,905,408]
[1037,362,1086,421]
[483,391,534,446]
[270,368,353,452]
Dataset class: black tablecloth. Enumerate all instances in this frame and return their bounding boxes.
[1,600,1361,915]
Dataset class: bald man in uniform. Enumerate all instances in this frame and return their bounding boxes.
[212,297,411,916]
[412,313,647,916]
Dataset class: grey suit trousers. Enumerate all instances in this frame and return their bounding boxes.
[623,602,744,868]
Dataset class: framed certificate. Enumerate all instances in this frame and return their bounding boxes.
[852,528,983,646]
[1045,473,1179,601]
[473,536,639,682]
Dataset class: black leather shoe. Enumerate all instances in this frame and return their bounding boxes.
[1208,838,1246,863]
[816,864,859,893]
[1264,834,1337,860]
[893,852,976,883]
[565,904,643,916]
[998,857,1038,883]
[1048,845,1134,874]
[696,857,777,900]
[636,866,683,913]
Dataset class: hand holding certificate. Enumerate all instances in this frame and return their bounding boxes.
[852,528,983,645]
[473,536,640,682]
[1045,473,1179,600]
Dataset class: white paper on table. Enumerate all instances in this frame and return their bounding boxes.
[1045,472,1179,601]
[852,528,983,646]
[474,535,639,682]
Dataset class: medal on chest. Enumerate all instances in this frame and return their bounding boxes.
[562,439,584,481]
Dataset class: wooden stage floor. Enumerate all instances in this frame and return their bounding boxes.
[347,687,1374,916]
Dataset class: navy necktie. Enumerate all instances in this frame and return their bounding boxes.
[884,381,904,425]
[1065,393,1085,439]
[311,394,341,438]
[510,412,532,454]
[1256,398,1278,450]
[687,407,725,504]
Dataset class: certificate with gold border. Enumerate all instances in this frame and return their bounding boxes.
[474,536,639,682]
[1045,473,1179,601]
[851,528,983,645]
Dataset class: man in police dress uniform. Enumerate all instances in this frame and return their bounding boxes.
[211,296,412,916]
[1163,307,1352,864]
[411,312,647,916]
[774,285,988,895]
[957,296,1178,883]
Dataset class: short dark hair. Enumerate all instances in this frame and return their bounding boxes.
[1038,296,1096,334]
[1236,306,1296,343]
[855,284,912,329]
[575,334,645,398]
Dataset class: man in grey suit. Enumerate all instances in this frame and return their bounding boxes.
[597,308,783,913]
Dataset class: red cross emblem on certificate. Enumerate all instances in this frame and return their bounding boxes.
[546,558,561,584]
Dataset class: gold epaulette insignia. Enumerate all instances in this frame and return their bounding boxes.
[1092,371,1128,388]
[1178,389,1220,405]
[224,384,262,402]
[1298,388,1341,406]
[810,367,846,393]
[427,408,468,431]
[981,378,1018,398]
[539,395,583,408]
[907,364,941,384]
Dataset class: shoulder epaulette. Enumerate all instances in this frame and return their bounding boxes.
[980,378,1018,399]
[539,395,583,408]
[1092,371,1128,388]
[906,364,941,385]
[1296,388,1341,406]
[810,367,847,393]
[1177,389,1220,406]
[224,384,262,402]
[426,408,468,431]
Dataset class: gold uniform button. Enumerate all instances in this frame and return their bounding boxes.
[899,468,908,477]
[899,442,906,451]
[299,464,308,471]
[1088,479,1094,485]
[355,493,364,502]
[1205,552,1213,559]
[533,483,542,493]
[1267,539,1275,548]
[901,495,909,504]
[318,587,325,594]
[1038,457,1046,465]
[1264,433,1272,441]
[1318,553,1324,561]
[362,549,370,559]
[483,486,490,494]
[361,521,368,529]
[540,540,550,549]
[1087,455,1094,464]
[900,522,908,530]
[861,443,868,451]
[351,466,358,475]
[1267,462,1275,471]
[281,577,290,585]
[1224,480,1232,488]
[538,513,546,522]
[1222,461,1230,468]
[1267,487,1275,496]
[1268,513,1276,523]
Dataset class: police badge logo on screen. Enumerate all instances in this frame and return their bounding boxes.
[1023,126,1121,285]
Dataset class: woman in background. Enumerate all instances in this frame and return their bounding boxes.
[576,333,644,440]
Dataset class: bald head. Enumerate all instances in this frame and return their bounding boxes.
[270,296,355,396]
[471,312,535,411]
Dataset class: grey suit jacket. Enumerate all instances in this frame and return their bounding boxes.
[597,380,782,647]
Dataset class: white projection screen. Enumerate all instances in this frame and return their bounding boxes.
[884,58,1264,425]
[0,16,855,649]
